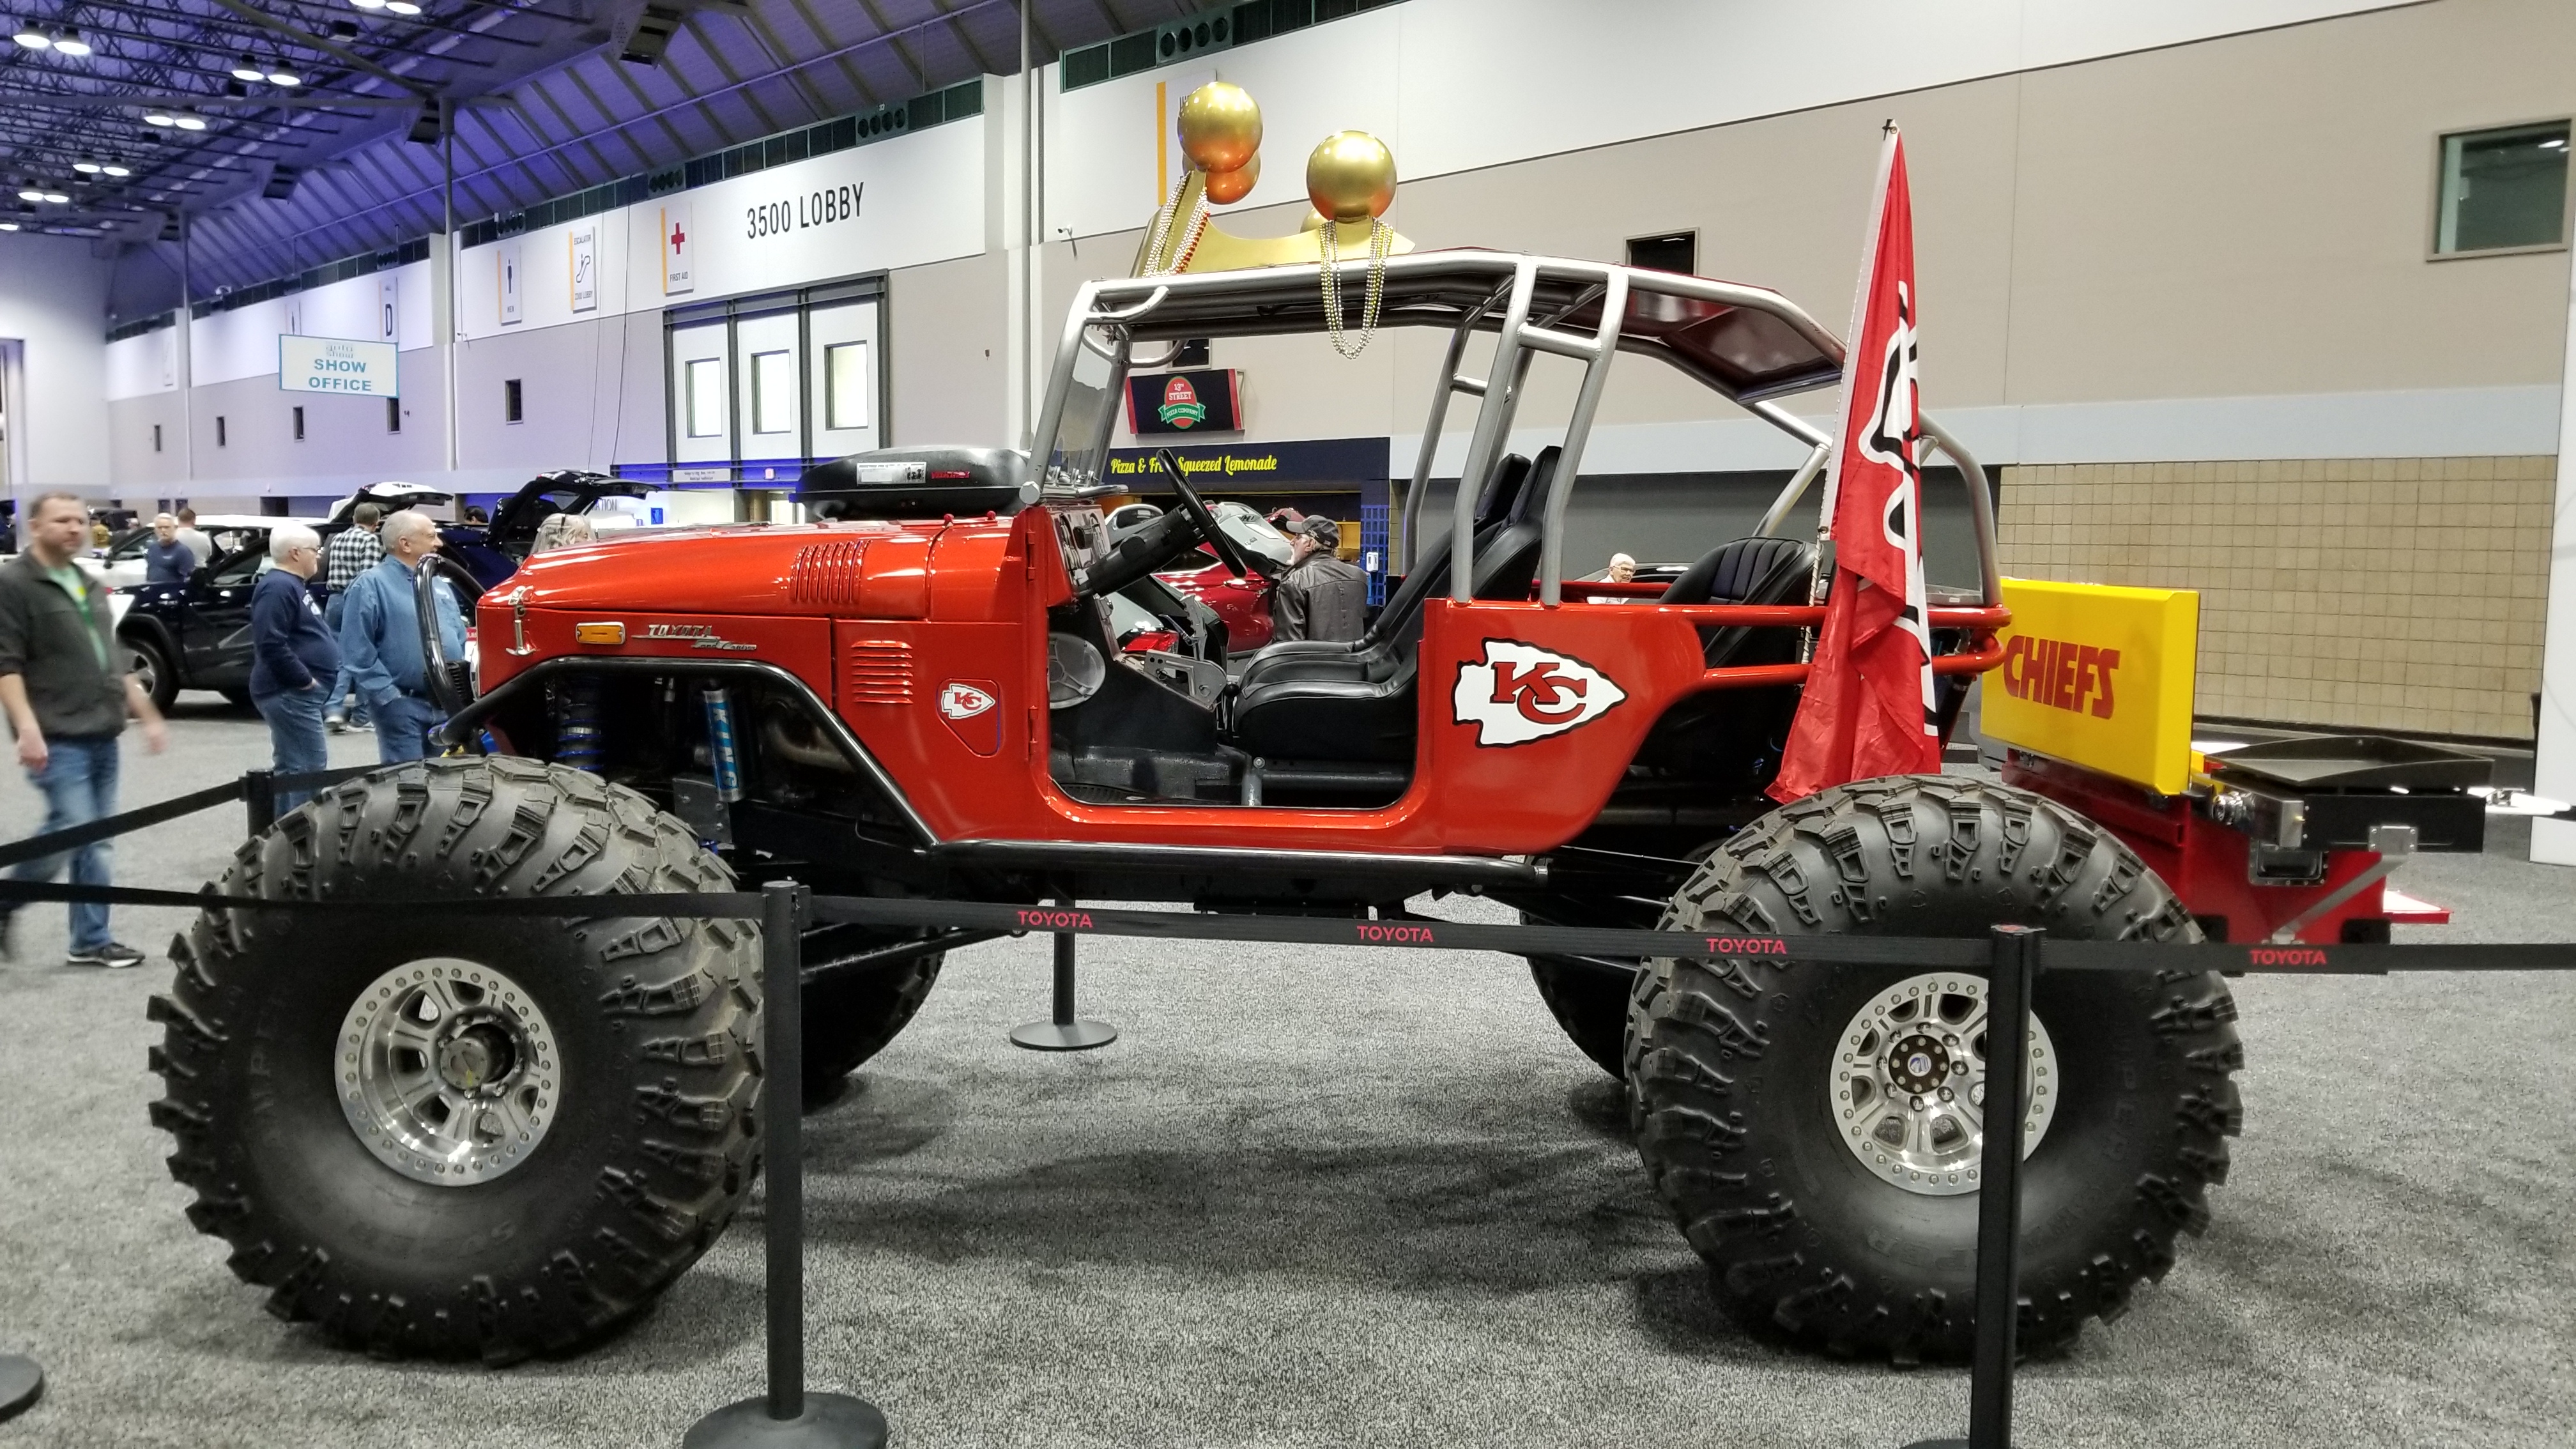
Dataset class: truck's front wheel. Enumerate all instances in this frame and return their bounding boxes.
[1624,776,2241,1362]
[150,757,762,1363]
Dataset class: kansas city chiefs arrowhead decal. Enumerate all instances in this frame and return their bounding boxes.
[1452,640,1627,746]
[937,680,1002,756]
[938,682,996,719]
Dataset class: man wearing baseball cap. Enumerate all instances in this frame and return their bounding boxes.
[1268,516,1367,644]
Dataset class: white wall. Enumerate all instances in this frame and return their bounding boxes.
[454,100,990,339]
[1041,0,2425,240]
[0,231,113,494]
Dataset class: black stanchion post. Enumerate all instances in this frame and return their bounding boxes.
[1009,894,1117,1052]
[1905,923,2041,1449]
[683,881,887,1449]
[0,1354,41,1423]
[242,770,276,838]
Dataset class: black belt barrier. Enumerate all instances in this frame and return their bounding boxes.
[3,767,2575,1448]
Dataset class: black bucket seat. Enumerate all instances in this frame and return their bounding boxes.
[1656,535,1814,667]
[1229,448,1563,763]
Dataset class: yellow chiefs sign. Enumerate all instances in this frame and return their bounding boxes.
[1982,579,2199,795]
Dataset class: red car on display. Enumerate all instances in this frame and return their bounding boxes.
[1109,497,1296,650]
[158,155,2471,1375]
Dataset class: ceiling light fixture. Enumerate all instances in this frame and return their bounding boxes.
[73,161,100,174]
[231,54,265,82]
[0,222,19,231]
[267,66,301,86]
[41,191,66,204]
[350,0,388,9]
[144,110,175,126]
[15,189,43,202]
[103,164,129,177]
[174,114,206,131]
[386,1,422,14]
[51,25,87,56]
[12,24,49,49]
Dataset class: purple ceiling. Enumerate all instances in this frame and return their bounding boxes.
[0,2,1192,314]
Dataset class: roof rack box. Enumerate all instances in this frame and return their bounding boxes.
[797,447,1034,520]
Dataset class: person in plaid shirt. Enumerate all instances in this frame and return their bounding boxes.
[321,503,385,731]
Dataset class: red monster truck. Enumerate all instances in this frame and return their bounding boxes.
[151,246,2467,1370]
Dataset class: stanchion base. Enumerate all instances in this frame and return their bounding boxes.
[0,1355,43,1424]
[682,1393,887,1448]
[1008,1018,1119,1052]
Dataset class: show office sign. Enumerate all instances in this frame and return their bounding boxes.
[1125,369,1241,434]
[277,334,399,397]
[1104,436,1389,486]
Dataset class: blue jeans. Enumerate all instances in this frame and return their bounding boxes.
[255,684,330,811]
[323,593,368,725]
[7,734,121,952]
[373,694,444,764]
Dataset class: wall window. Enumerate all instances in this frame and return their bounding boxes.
[684,356,726,438]
[292,405,305,441]
[2435,121,2571,255]
[387,397,402,433]
[504,378,524,424]
[749,349,793,434]
[152,424,162,453]
[824,341,869,430]
[1627,231,1698,274]
[215,415,227,447]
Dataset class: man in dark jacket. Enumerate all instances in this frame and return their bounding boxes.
[249,525,339,812]
[143,514,195,585]
[1267,516,1368,644]
[0,492,169,967]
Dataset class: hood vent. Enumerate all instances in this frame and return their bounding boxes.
[845,640,914,705]
[789,540,867,608]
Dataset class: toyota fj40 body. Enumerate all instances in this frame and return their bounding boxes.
[151,243,2478,1370]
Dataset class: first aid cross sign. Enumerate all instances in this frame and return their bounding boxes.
[278,334,399,397]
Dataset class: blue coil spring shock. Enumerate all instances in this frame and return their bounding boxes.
[554,678,606,770]
[702,686,744,801]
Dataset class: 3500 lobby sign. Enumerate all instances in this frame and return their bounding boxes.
[747,182,864,238]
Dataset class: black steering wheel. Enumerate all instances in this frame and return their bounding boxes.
[1153,448,1263,579]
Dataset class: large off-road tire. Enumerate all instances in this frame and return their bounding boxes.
[1528,954,1629,1079]
[799,950,942,1097]
[148,756,762,1364]
[1624,775,2241,1363]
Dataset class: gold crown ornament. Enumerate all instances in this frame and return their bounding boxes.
[1135,83,1413,291]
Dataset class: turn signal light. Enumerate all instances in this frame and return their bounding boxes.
[572,622,627,645]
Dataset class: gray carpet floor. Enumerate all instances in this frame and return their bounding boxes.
[1,705,2571,1448]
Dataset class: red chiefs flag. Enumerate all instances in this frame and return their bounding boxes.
[1769,126,1941,802]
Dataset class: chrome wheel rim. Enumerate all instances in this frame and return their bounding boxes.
[1828,971,2058,1197]
[337,958,560,1185]
[125,643,157,698]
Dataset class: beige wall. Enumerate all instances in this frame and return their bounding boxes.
[888,249,1011,447]
[1997,456,2554,739]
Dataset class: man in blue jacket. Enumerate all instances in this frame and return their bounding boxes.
[248,525,339,811]
[337,510,468,764]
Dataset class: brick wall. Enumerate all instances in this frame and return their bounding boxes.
[1994,457,2554,741]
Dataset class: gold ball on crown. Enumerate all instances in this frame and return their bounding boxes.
[1177,82,1262,174]
[1204,152,1261,205]
[1305,131,1395,222]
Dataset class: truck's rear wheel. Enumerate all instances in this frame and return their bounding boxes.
[149,757,762,1363]
[799,943,942,1097]
[1624,776,2241,1363]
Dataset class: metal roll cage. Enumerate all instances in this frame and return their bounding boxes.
[1029,250,2002,610]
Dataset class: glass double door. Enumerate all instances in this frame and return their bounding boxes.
[664,286,881,473]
